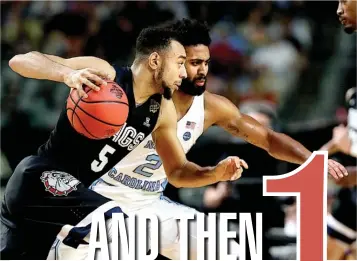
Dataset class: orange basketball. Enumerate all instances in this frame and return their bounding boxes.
[67,81,129,140]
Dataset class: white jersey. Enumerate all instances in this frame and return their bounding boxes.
[91,94,205,209]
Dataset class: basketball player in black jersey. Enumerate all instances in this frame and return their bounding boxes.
[331,0,357,158]
[320,2,357,258]
[2,25,246,259]
[320,88,356,260]
[324,0,357,157]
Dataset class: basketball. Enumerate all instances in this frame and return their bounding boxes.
[66,81,129,140]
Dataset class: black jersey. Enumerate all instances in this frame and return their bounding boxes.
[347,88,356,135]
[38,67,162,186]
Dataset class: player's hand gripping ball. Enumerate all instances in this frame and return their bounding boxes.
[67,81,129,139]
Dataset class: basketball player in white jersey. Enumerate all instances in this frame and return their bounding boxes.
[48,18,350,260]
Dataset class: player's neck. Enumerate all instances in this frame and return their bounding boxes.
[172,90,195,121]
[131,64,159,104]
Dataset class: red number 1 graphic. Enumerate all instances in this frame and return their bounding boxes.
[263,152,328,261]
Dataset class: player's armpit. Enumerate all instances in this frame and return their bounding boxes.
[152,99,217,188]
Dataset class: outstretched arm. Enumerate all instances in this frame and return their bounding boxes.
[9,51,115,97]
[209,93,310,164]
[152,99,247,188]
[207,93,348,179]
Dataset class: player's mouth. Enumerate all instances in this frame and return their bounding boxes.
[195,79,206,87]
[174,83,181,90]
[339,17,347,25]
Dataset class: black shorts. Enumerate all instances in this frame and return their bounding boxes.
[0,155,122,260]
[327,187,357,244]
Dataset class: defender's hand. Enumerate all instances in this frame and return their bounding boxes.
[214,156,248,182]
[63,68,109,98]
[328,159,348,180]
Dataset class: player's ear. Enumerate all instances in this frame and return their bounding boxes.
[148,52,161,70]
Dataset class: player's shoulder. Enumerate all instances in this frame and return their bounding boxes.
[203,91,241,125]
[154,98,177,130]
[204,91,236,112]
[113,66,132,83]
[160,98,176,116]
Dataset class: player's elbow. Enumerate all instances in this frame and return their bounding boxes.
[166,171,183,188]
[9,54,23,71]
[9,52,35,72]
[167,177,183,188]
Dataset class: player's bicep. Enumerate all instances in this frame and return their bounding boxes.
[214,95,270,149]
[45,55,116,80]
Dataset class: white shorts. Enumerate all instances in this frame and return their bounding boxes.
[47,196,240,260]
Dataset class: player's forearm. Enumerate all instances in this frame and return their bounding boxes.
[9,51,73,83]
[168,162,218,188]
[267,131,312,165]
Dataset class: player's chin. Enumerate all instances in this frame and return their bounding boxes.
[343,24,356,34]
[163,86,173,100]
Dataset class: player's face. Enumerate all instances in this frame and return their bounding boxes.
[159,40,187,99]
[179,45,210,96]
[337,0,357,34]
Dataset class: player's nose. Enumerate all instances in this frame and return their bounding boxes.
[180,67,187,79]
[337,3,343,16]
[198,63,208,75]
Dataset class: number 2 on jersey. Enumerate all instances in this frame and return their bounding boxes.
[133,154,162,177]
[91,145,116,172]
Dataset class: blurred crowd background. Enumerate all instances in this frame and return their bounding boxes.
[1,1,356,260]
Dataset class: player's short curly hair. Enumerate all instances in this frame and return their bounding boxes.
[135,25,180,57]
[170,18,211,47]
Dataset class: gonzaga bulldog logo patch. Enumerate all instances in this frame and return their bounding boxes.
[41,171,80,196]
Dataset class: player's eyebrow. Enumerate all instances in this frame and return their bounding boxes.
[190,58,211,63]
[178,55,186,60]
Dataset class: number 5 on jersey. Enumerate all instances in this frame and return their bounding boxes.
[91,145,116,172]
